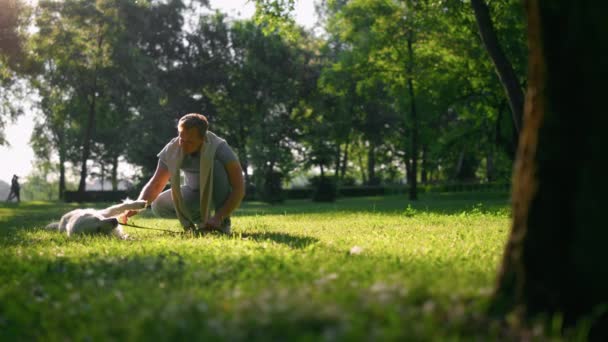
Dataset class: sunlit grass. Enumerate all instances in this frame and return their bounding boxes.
[0,192,516,340]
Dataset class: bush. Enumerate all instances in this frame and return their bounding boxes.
[338,186,385,197]
[285,187,314,199]
[338,176,357,186]
[311,176,337,202]
[257,171,285,204]
[63,191,128,203]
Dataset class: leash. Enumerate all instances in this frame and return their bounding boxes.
[120,222,183,235]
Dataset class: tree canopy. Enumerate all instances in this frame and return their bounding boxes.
[1,0,526,199]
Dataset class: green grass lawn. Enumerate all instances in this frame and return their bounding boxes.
[0,192,517,340]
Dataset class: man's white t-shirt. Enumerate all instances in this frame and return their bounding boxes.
[157,138,239,190]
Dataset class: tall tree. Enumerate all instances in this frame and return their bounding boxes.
[31,0,116,193]
[125,0,216,179]
[30,89,81,198]
[493,0,608,336]
[206,19,312,201]
[470,0,524,134]
[0,0,28,145]
[30,0,188,191]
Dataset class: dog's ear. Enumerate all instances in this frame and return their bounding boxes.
[98,217,119,233]
[102,217,119,227]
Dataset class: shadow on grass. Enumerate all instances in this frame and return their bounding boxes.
[239,231,318,249]
[0,191,511,236]
[0,201,81,230]
[237,191,511,217]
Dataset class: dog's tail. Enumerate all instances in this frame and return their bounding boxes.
[46,222,60,230]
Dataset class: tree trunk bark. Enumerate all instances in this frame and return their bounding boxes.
[59,154,66,200]
[495,101,517,160]
[404,157,411,187]
[111,155,118,191]
[57,132,66,200]
[367,141,376,185]
[407,31,418,200]
[340,139,349,181]
[100,163,105,191]
[334,143,341,179]
[77,29,103,193]
[421,144,428,184]
[455,149,465,180]
[238,120,250,188]
[242,159,250,189]
[486,149,495,183]
[471,0,524,135]
[357,142,367,185]
[493,0,608,336]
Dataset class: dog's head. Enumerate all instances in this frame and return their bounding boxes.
[67,210,120,236]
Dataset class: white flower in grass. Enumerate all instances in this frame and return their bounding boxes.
[315,272,339,286]
[349,246,364,255]
[370,281,388,293]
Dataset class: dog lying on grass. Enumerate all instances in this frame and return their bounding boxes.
[45,200,148,239]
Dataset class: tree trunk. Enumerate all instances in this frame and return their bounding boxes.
[77,90,96,193]
[407,31,418,200]
[77,29,103,193]
[493,0,608,336]
[486,149,495,183]
[404,157,411,187]
[471,0,524,135]
[455,149,465,180]
[100,163,105,191]
[242,159,250,188]
[340,139,349,181]
[333,143,341,179]
[367,141,376,185]
[238,120,250,188]
[111,155,118,191]
[357,143,367,185]
[495,101,517,160]
[421,144,428,184]
[58,134,66,200]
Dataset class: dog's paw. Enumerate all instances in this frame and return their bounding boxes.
[121,199,148,211]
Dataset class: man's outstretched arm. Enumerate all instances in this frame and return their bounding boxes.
[121,160,171,222]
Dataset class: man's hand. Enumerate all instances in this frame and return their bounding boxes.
[204,216,222,230]
[119,210,139,224]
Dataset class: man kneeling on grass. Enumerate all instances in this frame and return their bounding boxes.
[122,113,245,233]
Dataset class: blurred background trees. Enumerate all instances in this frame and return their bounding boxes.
[0,0,526,201]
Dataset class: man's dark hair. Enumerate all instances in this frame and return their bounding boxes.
[177,113,209,137]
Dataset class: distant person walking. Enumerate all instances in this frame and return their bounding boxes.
[6,174,20,203]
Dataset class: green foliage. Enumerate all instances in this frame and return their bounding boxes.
[252,0,299,41]
[0,193,538,340]
[8,0,526,197]
[26,0,171,189]
[0,0,30,145]
[206,19,317,196]
[19,160,59,201]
